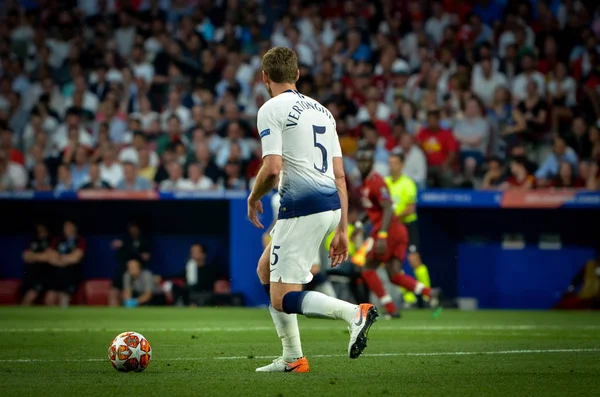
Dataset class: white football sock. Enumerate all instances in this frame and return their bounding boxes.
[300,291,359,324]
[315,280,337,298]
[269,306,303,362]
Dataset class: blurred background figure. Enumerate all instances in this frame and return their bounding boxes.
[45,220,85,308]
[122,259,166,307]
[21,223,51,305]
[109,222,151,307]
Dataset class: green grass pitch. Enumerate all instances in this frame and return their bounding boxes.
[1,308,599,397]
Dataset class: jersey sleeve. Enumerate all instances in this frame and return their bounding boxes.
[332,132,343,158]
[257,102,283,158]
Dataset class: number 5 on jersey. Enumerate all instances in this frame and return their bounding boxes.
[313,125,328,173]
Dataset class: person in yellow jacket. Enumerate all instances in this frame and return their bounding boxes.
[385,152,431,306]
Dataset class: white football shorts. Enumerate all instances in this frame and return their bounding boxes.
[269,209,341,284]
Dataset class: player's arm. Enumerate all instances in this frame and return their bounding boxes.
[249,155,282,204]
[380,198,394,235]
[248,104,283,228]
[61,248,84,266]
[333,157,348,233]
[22,249,37,263]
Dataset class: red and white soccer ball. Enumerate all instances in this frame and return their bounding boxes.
[108,331,152,372]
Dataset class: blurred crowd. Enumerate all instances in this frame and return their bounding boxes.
[0,0,600,193]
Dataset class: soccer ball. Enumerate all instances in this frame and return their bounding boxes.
[108,331,152,372]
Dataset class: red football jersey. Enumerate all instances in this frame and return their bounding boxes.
[359,172,392,230]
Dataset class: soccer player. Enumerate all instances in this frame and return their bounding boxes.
[248,47,379,373]
[353,147,440,315]
[385,152,431,307]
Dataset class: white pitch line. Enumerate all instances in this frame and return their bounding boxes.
[0,348,598,364]
[1,325,600,333]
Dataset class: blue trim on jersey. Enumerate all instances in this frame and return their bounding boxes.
[278,189,341,219]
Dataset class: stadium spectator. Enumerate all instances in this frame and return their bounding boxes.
[79,163,111,190]
[535,136,579,186]
[0,128,24,165]
[481,157,506,190]
[137,147,157,183]
[566,117,594,160]
[502,157,535,190]
[517,80,549,141]
[218,160,246,191]
[550,162,586,188]
[188,142,223,183]
[415,109,458,187]
[119,132,159,167]
[123,259,166,307]
[21,223,52,306]
[159,161,188,191]
[54,164,74,193]
[215,121,252,168]
[395,132,427,189]
[99,144,124,188]
[69,146,91,190]
[472,57,508,107]
[160,91,192,131]
[180,163,214,191]
[45,220,85,307]
[548,62,577,134]
[29,162,52,191]
[512,54,546,102]
[453,98,490,181]
[110,221,152,307]
[0,147,28,191]
[116,161,152,191]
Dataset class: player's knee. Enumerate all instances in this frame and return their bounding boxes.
[270,293,285,311]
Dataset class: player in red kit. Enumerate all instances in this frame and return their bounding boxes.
[354,146,441,318]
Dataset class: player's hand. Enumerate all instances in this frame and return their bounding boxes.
[375,238,387,256]
[247,197,264,229]
[328,231,349,268]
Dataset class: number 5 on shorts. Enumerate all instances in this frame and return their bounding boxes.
[271,245,281,266]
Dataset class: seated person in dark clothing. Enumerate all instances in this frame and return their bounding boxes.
[45,220,86,307]
[109,221,152,306]
[21,223,52,305]
[183,243,216,306]
[481,157,506,189]
[122,259,166,307]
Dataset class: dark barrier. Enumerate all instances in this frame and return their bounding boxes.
[0,190,598,308]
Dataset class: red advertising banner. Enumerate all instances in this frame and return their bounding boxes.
[77,191,159,200]
[501,190,577,208]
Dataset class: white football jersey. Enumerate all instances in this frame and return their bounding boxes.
[258,89,342,219]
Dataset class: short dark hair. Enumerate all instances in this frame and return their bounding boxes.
[261,47,298,84]
[389,151,405,162]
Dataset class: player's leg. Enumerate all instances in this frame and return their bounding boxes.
[356,236,400,316]
[270,211,378,359]
[256,241,306,372]
[21,263,42,306]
